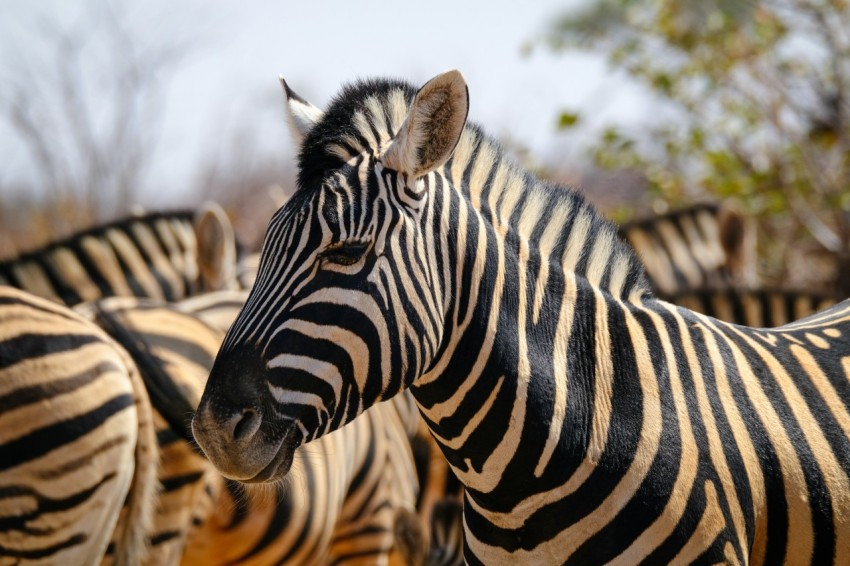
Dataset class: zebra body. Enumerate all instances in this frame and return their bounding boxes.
[0,204,241,564]
[87,293,422,565]
[0,288,157,566]
[75,296,223,565]
[192,71,850,564]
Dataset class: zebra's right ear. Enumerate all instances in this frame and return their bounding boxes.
[280,76,324,144]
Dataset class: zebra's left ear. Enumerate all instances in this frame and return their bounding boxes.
[280,75,324,144]
[383,70,469,179]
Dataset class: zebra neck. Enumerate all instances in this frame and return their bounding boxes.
[411,147,657,503]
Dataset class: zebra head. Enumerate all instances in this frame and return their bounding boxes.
[192,70,469,482]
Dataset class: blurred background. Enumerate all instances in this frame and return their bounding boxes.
[1,0,848,296]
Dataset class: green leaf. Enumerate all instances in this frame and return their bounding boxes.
[558,111,581,129]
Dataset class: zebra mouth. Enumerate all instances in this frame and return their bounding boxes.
[242,425,303,483]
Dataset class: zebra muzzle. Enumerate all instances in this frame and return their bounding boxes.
[191,398,298,483]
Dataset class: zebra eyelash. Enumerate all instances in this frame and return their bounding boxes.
[318,240,371,266]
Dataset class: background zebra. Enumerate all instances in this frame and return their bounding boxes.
[619,205,840,327]
[85,292,424,565]
[618,202,758,298]
[0,287,157,566]
[76,296,223,565]
[192,70,850,564]
[0,203,241,306]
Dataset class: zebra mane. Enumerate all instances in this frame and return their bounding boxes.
[0,210,195,261]
[297,78,417,192]
[297,77,651,299]
[0,210,200,305]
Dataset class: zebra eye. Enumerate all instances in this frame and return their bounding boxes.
[319,241,370,266]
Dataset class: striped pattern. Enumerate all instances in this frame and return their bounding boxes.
[185,396,420,565]
[86,293,421,565]
[75,296,221,565]
[426,499,464,566]
[193,70,850,564]
[0,207,240,306]
[0,287,157,566]
[619,203,757,297]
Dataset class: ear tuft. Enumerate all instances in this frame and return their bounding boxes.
[280,75,324,144]
[383,70,469,178]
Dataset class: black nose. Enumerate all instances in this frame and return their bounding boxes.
[193,345,269,446]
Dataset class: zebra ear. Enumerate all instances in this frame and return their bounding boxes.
[280,76,324,144]
[383,70,469,179]
[194,202,238,292]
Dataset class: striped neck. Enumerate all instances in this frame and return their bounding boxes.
[411,124,650,468]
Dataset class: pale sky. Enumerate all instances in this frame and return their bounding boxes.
[0,0,651,207]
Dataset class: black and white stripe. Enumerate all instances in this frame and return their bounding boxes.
[87,292,422,565]
[0,287,157,566]
[0,205,241,306]
[667,286,839,328]
[193,71,850,564]
[619,203,758,297]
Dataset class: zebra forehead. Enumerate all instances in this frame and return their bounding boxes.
[297,78,417,191]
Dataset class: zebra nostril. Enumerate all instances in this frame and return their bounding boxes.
[231,407,261,442]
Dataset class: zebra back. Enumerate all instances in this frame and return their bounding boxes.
[0,287,158,566]
[666,286,840,328]
[0,204,241,306]
[619,203,758,297]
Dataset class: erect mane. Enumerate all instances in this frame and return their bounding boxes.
[296,76,652,299]
[297,78,417,193]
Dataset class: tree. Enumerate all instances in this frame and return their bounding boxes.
[0,1,192,246]
[542,0,850,295]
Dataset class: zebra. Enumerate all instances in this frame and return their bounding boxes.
[426,499,464,566]
[619,207,839,327]
[75,296,223,565]
[619,202,758,297]
[0,287,158,566]
[0,202,241,306]
[85,292,424,565]
[191,70,850,564]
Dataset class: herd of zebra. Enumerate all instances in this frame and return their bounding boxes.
[1,69,848,565]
